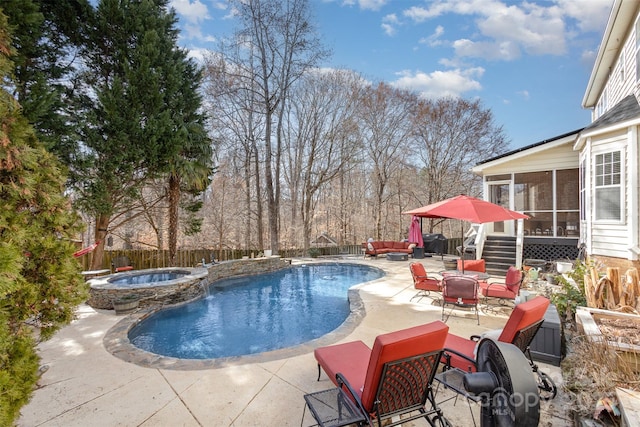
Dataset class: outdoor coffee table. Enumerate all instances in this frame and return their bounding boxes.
[386,252,408,261]
[303,388,366,427]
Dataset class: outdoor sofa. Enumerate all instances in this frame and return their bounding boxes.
[363,240,416,257]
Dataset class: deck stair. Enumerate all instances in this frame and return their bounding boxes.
[482,235,517,276]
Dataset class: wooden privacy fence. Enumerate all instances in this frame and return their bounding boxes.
[76,239,462,271]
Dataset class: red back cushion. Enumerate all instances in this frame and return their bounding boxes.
[457,259,486,272]
[393,241,405,249]
[410,262,426,279]
[360,321,449,411]
[372,241,383,249]
[505,267,522,291]
[498,296,550,343]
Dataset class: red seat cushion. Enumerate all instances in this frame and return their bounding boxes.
[443,333,478,372]
[315,321,449,412]
[314,340,371,395]
[479,282,515,299]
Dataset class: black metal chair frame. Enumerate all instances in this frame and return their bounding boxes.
[441,319,557,401]
[481,268,525,306]
[336,351,448,427]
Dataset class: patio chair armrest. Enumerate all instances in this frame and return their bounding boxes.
[336,373,368,419]
[442,347,478,372]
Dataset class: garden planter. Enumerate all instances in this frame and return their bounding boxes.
[576,306,640,370]
[113,296,139,315]
[443,259,458,270]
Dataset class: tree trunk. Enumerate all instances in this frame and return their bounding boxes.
[168,173,180,266]
[91,214,110,270]
[253,142,264,251]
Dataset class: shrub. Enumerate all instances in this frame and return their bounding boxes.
[551,260,588,322]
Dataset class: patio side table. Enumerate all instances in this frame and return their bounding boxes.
[303,388,365,427]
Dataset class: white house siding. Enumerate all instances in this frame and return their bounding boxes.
[592,8,640,121]
[586,129,633,258]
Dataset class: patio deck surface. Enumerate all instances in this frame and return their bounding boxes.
[18,256,572,426]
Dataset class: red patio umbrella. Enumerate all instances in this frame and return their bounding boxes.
[408,215,424,247]
[403,195,529,272]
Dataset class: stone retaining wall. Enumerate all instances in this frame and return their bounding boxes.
[88,257,290,310]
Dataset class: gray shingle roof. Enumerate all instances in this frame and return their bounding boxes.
[583,94,640,132]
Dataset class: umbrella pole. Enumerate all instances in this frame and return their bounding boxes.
[461,222,465,273]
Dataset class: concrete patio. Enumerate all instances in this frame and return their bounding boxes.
[18,256,572,426]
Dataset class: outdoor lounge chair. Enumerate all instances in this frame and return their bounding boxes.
[111,256,133,273]
[313,321,450,427]
[441,274,480,324]
[409,262,442,302]
[441,295,557,400]
[479,266,523,305]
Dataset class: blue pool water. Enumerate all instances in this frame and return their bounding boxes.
[109,271,189,286]
[128,263,384,359]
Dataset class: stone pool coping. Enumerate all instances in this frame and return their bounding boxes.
[103,262,384,370]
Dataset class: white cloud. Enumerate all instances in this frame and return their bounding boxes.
[170,0,210,24]
[382,14,399,36]
[517,90,530,100]
[400,0,609,61]
[581,48,597,66]
[557,0,611,32]
[187,47,208,63]
[381,23,395,36]
[453,39,521,61]
[357,0,387,11]
[391,67,484,98]
[212,1,227,11]
[419,25,445,47]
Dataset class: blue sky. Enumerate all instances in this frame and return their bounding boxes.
[168,0,613,150]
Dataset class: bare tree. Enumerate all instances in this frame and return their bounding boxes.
[225,0,329,254]
[409,97,509,232]
[202,52,266,252]
[283,69,364,252]
[358,82,416,240]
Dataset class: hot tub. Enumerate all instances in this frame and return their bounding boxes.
[88,267,208,310]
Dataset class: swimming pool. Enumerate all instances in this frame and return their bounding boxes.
[128,263,384,359]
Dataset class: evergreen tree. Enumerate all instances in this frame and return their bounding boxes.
[0,11,87,424]
[70,0,212,268]
[166,59,213,265]
[1,0,92,157]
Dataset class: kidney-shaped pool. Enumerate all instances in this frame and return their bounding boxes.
[128,263,384,359]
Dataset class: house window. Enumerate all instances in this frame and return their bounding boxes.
[595,151,622,221]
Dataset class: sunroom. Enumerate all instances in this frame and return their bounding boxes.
[473,130,582,264]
